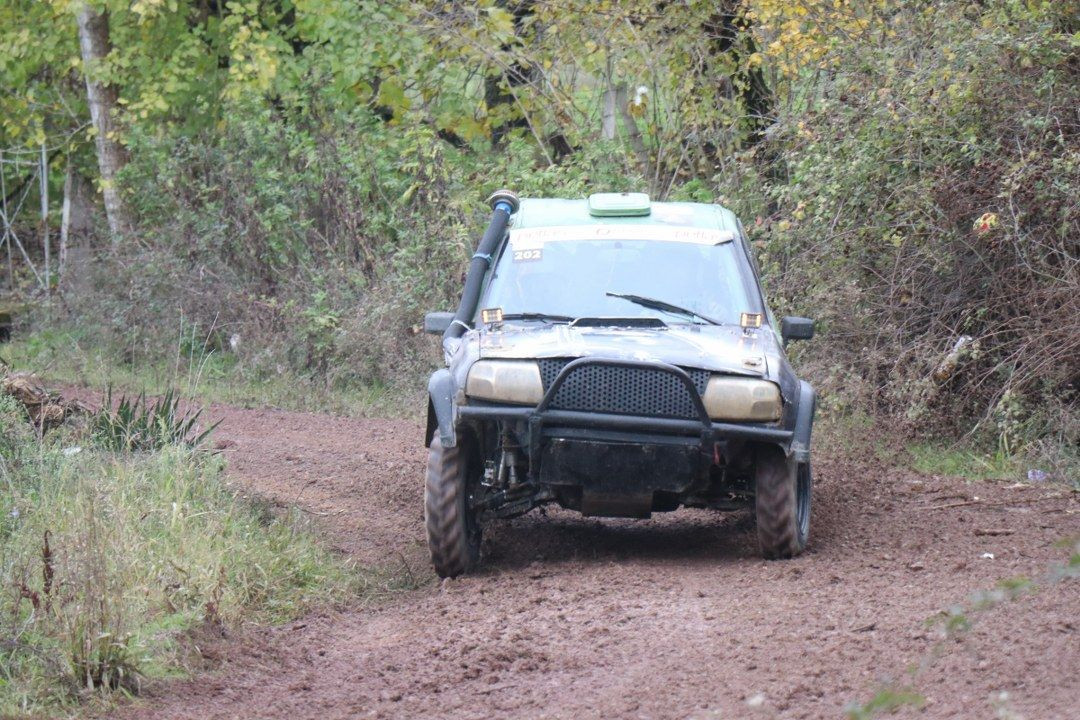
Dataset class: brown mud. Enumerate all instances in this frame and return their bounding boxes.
[117,404,1078,719]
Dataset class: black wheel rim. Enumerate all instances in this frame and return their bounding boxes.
[796,463,812,541]
[462,448,483,551]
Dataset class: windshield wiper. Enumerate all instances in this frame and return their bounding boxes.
[605,292,720,325]
[500,312,575,323]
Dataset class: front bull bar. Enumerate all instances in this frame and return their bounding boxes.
[456,357,794,479]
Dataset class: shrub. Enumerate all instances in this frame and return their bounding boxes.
[718,1,1079,455]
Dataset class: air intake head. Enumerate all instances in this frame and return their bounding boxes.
[487,189,520,214]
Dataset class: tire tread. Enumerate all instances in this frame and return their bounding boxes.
[754,447,805,559]
[424,438,478,577]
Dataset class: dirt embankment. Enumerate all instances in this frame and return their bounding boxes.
[117,405,1078,720]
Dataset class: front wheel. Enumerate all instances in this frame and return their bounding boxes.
[424,436,482,578]
[753,446,811,559]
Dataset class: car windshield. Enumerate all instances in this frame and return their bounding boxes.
[478,228,754,326]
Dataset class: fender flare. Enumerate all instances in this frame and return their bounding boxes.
[425,369,457,448]
[790,380,816,464]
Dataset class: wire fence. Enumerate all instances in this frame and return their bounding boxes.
[1,143,54,294]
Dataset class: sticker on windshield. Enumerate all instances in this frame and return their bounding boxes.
[512,247,543,262]
[510,225,735,246]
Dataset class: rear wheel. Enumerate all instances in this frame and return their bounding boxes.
[424,436,482,577]
[753,446,811,559]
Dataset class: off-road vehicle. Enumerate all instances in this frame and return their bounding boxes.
[423,191,815,577]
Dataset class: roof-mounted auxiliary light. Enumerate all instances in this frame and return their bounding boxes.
[587,192,651,217]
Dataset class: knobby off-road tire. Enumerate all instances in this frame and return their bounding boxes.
[425,437,481,578]
[754,446,811,559]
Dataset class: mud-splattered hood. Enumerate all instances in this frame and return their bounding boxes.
[472,322,776,377]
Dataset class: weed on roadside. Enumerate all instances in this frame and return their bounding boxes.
[2,325,421,419]
[847,538,1080,719]
[0,392,365,716]
[89,387,219,452]
[907,443,1018,481]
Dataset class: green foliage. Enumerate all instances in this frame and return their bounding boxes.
[1,324,411,418]
[0,1,78,146]
[0,394,35,459]
[717,1,1079,450]
[1,0,1075,461]
[907,443,1017,481]
[89,387,219,452]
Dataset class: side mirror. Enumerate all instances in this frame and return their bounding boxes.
[781,316,814,343]
[424,311,455,335]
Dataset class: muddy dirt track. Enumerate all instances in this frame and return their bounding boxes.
[119,405,1078,720]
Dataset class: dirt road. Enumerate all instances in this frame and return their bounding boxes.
[121,405,1078,720]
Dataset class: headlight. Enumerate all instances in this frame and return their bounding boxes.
[702,376,782,421]
[465,360,544,405]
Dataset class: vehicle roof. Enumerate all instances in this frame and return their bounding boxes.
[511,198,741,233]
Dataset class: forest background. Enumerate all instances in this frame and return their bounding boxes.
[2,0,1079,509]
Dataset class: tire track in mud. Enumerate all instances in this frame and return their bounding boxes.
[120,405,1079,720]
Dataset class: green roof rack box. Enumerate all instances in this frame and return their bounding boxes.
[587,192,651,217]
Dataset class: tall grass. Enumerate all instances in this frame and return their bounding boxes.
[0,324,419,419]
[0,394,362,715]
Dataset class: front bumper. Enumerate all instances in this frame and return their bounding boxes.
[458,356,792,449]
[460,356,790,440]
[460,403,792,442]
[458,357,791,517]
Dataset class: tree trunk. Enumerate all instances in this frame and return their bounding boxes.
[76,3,130,239]
[483,0,536,146]
[60,162,95,297]
[602,56,617,140]
[615,85,650,174]
[703,3,774,146]
[603,53,650,176]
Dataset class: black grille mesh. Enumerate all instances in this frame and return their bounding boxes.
[538,358,708,419]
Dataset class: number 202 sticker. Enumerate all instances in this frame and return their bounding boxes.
[513,248,543,262]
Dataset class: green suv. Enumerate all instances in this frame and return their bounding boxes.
[423,191,816,577]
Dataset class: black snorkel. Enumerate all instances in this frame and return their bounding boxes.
[443,189,520,342]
